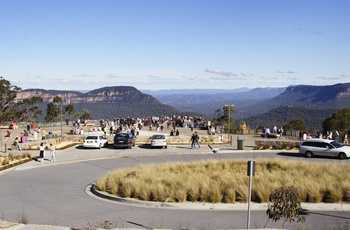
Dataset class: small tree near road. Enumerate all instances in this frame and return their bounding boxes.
[265,186,306,228]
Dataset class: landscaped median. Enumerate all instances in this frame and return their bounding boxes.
[94,159,350,204]
[0,153,32,171]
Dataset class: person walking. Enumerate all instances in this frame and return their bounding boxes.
[190,131,200,149]
[190,133,195,148]
[49,143,56,162]
[39,143,45,162]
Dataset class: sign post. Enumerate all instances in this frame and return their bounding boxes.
[247,161,256,229]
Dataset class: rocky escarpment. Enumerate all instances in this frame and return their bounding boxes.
[15,86,160,104]
[15,86,183,118]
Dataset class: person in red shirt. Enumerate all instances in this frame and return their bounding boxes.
[5,130,11,137]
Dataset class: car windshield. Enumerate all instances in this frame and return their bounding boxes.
[330,141,343,148]
[115,134,130,140]
[86,136,98,140]
[152,135,165,139]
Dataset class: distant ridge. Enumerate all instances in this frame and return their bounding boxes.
[16,86,186,119]
[254,83,350,113]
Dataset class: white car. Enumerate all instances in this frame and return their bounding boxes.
[150,134,167,148]
[299,138,350,160]
[83,135,108,149]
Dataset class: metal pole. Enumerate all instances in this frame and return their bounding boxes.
[247,162,253,229]
[228,106,230,143]
[60,104,63,139]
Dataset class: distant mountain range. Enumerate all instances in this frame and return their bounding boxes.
[16,83,350,131]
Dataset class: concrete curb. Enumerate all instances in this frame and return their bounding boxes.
[88,184,350,211]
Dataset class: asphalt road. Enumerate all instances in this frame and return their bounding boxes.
[1,145,350,229]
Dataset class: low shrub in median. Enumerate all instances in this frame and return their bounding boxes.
[96,159,350,204]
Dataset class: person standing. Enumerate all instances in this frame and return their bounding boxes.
[49,143,56,162]
[39,143,45,162]
[41,128,47,140]
[279,126,283,139]
[315,130,320,138]
[27,123,31,134]
[344,132,349,144]
[33,129,38,141]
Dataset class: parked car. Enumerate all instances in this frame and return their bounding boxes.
[150,134,167,148]
[299,138,350,160]
[83,135,108,149]
[114,132,135,149]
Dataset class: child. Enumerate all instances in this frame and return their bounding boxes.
[49,143,56,162]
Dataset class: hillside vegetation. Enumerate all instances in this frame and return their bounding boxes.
[244,106,336,132]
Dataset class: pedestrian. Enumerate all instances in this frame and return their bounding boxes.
[190,132,200,149]
[41,128,47,140]
[27,123,31,134]
[327,131,333,140]
[193,132,200,148]
[12,137,22,151]
[190,133,195,148]
[49,143,56,162]
[33,129,38,141]
[344,132,349,144]
[278,126,283,139]
[315,130,320,138]
[335,130,340,141]
[5,130,11,137]
[39,143,45,162]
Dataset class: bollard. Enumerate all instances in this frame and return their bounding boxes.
[4,143,7,153]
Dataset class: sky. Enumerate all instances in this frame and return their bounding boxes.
[1,0,349,91]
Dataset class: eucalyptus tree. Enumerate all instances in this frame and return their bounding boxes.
[322,108,350,134]
[0,77,22,122]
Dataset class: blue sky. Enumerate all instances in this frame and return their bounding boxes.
[1,0,349,91]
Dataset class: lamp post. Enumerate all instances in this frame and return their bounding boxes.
[225,104,234,144]
[60,104,63,139]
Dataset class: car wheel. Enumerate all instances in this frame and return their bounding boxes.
[164,146,167,149]
[305,151,313,158]
[338,153,347,160]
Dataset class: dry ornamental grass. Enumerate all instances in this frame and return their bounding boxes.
[96,159,350,204]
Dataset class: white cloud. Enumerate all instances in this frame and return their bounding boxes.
[205,68,238,77]
[276,70,297,74]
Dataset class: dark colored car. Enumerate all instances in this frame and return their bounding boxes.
[113,132,135,149]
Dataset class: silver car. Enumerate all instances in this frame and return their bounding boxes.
[299,138,350,160]
[150,134,167,148]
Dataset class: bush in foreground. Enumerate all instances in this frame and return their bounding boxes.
[96,159,350,204]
